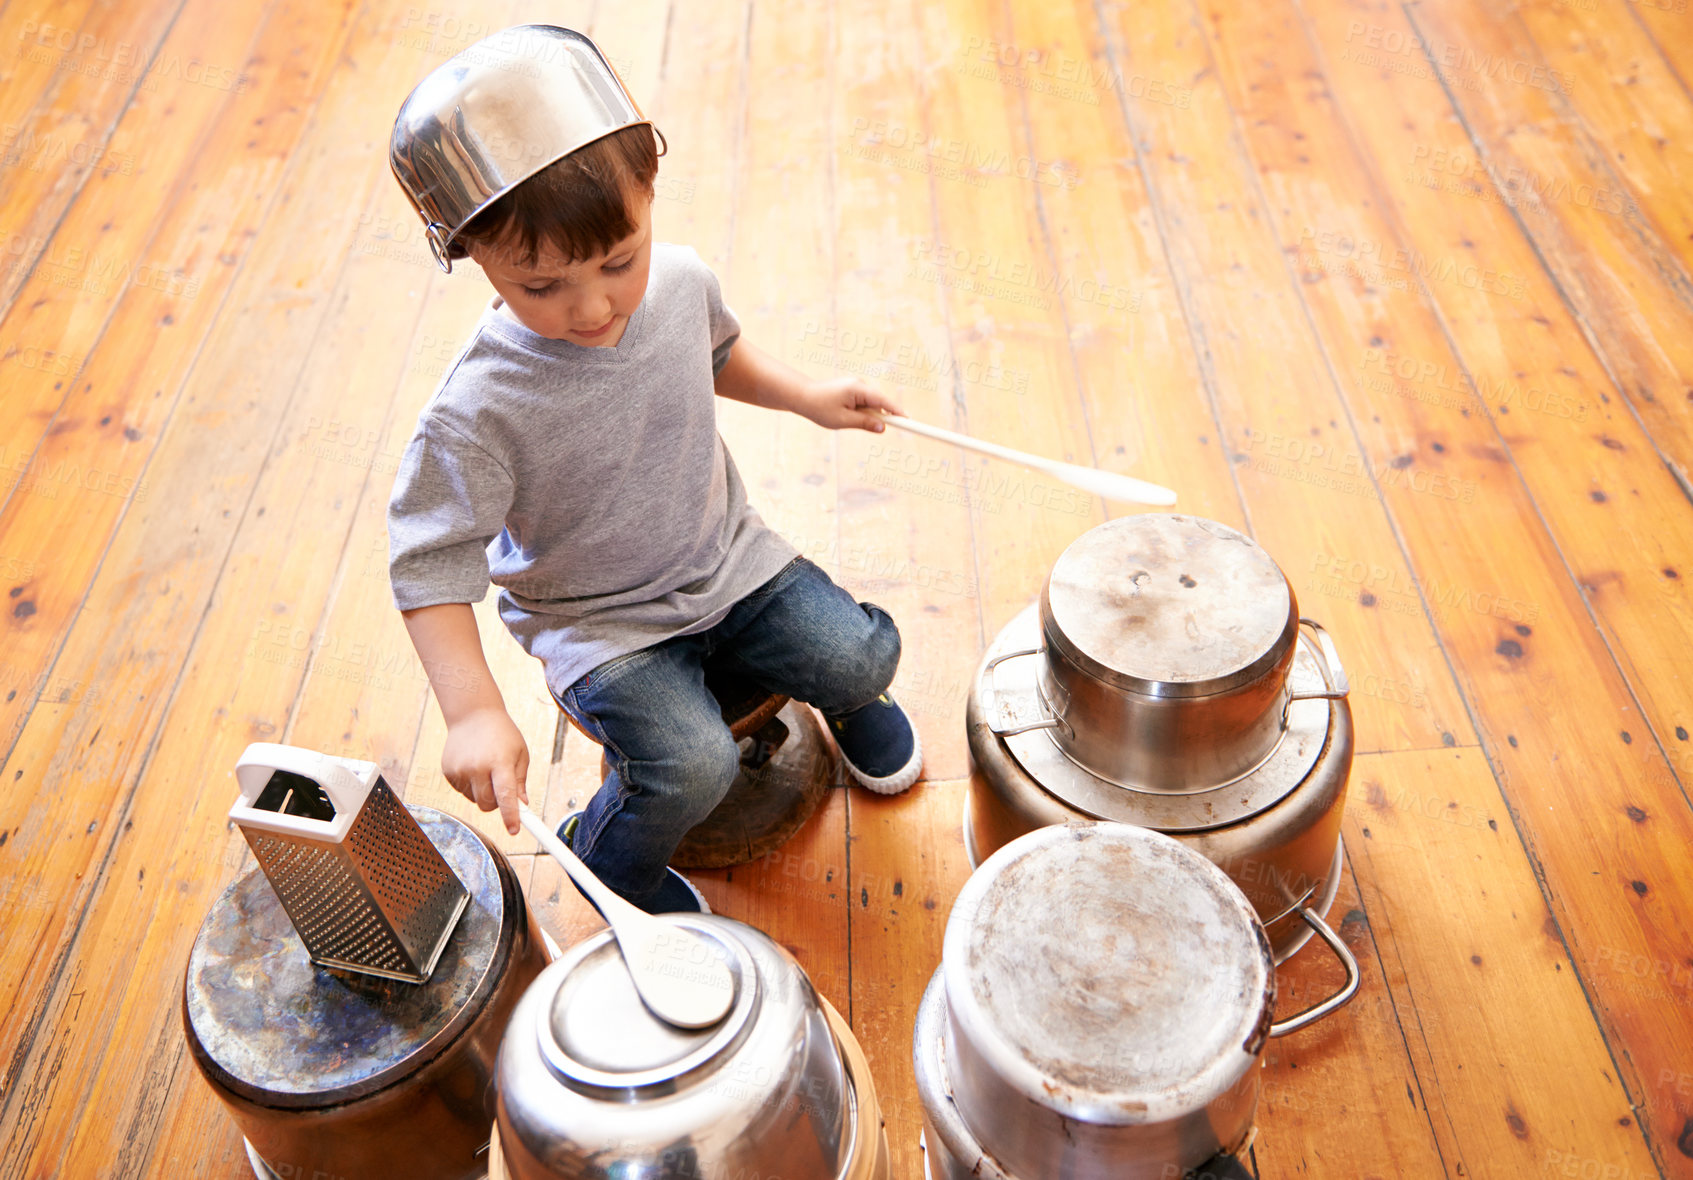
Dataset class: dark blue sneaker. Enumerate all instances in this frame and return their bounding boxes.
[559,812,711,915]
[827,692,923,795]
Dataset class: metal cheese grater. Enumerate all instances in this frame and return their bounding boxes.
[229,742,470,983]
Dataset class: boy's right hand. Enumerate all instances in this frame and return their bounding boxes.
[440,706,529,836]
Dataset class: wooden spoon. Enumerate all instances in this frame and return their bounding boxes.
[875,410,1177,506]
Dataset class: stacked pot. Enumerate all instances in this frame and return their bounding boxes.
[966,513,1356,962]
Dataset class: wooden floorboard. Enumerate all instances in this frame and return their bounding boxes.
[2,0,1691,1176]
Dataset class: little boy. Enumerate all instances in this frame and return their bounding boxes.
[386,27,921,914]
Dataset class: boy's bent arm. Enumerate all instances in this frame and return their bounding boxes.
[714,338,903,431]
[401,602,529,834]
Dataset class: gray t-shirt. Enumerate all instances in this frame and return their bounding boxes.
[386,242,798,697]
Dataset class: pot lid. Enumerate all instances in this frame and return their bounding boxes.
[538,920,757,1098]
[1042,515,1295,697]
[183,809,509,1107]
[942,824,1272,1124]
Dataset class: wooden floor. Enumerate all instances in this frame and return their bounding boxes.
[2,0,1691,1175]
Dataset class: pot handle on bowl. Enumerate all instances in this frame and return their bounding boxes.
[983,648,1072,738]
[1288,617,1350,702]
[1269,904,1361,1036]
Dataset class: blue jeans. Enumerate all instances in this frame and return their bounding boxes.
[554,556,900,907]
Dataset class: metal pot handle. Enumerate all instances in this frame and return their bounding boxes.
[983,648,1072,738]
[1288,617,1349,703]
[1268,904,1360,1037]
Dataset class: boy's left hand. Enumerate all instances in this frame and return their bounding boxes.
[798,377,903,432]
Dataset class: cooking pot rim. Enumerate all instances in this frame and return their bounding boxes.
[939,823,1273,1125]
[1039,577,1300,699]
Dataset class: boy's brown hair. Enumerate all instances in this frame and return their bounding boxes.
[453,123,659,268]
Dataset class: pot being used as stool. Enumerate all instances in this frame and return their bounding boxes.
[672,701,835,869]
[183,805,549,1180]
[496,914,890,1180]
[559,662,837,870]
[967,513,1355,963]
[914,823,1357,1180]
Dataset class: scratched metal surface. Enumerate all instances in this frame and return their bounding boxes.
[183,809,502,1103]
[1043,515,1292,691]
[947,824,1271,1106]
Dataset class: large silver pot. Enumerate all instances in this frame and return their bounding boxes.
[496,914,890,1180]
[967,515,1355,963]
[182,808,550,1180]
[913,824,1357,1180]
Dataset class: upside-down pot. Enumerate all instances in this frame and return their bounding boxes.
[913,823,1358,1180]
[183,806,550,1180]
[966,513,1355,963]
[496,913,890,1180]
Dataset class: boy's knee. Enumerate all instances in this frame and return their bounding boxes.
[670,725,742,817]
[830,604,901,708]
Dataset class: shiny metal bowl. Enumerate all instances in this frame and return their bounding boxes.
[390,24,657,271]
[496,914,888,1180]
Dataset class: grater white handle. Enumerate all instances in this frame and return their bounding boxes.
[230,742,375,841]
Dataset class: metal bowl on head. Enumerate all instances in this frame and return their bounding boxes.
[390,24,662,273]
[496,914,890,1180]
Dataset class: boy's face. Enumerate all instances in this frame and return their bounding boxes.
[470,194,653,348]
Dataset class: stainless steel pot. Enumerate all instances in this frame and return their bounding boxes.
[969,599,1353,961]
[913,823,1357,1180]
[996,515,1345,792]
[496,914,890,1180]
[183,807,550,1180]
[966,515,1355,963]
